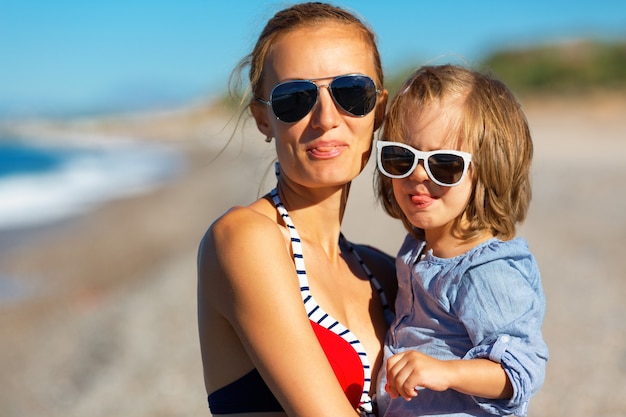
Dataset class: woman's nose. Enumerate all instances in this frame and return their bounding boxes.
[310,85,341,129]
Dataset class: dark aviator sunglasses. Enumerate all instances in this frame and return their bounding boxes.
[256,74,380,123]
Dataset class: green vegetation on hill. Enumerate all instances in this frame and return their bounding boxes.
[382,40,626,98]
[480,40,626,95]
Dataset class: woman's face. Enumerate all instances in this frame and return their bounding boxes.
[391,98,474,241]
[251,23,385,190]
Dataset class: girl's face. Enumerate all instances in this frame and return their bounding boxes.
[251,23,386,190]
[392,98,474,243]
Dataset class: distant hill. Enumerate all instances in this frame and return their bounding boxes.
[384,39,626,98]
[481,40,626,95]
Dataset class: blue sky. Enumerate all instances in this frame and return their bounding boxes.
[1,1,625,118]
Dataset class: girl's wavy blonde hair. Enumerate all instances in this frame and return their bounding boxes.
[376,64,533,241]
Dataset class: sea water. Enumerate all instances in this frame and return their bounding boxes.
[0,135,184,231]
[0,134,185,302]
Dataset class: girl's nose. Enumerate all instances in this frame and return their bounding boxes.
[408,160,430,183]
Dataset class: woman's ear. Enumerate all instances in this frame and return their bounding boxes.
[250,101,273,137]
[374,88,388,131]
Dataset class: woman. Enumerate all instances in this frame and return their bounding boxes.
[197,3,395,417]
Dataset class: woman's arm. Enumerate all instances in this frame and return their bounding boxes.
[198,206,359,417]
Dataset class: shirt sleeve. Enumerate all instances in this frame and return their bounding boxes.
[452,253,549,416]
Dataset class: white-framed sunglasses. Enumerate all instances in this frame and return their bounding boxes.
[376,140,472,187]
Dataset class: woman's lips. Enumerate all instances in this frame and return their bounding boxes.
[307,143,348,159]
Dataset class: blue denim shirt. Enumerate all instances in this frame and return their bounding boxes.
[377,234,548,417]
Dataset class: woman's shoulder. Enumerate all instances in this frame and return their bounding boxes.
[204,197,277,241]
[198,196,295,299]
[198,196,283,268]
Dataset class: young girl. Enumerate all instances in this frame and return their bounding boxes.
[374,65,548,416]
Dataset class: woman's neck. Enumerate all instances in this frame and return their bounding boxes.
[276,180,350,259]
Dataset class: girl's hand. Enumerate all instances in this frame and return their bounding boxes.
[385,350,514,401]
[385,350,451,401]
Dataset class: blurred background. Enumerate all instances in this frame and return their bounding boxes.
[1,1,625,416]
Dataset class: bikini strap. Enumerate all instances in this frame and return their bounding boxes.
[340,235,392,324]
[273,162,391,322]
[270,186,375,415]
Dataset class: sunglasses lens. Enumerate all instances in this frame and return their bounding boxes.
[331,75,378,116]
[271,81,317,123]
[380,145,415,177]
[427,154,466,185]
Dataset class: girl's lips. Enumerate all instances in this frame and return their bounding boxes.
[410,193,434,208]
[307,143,348,159]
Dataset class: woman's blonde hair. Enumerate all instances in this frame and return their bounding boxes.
[230,2,384,103]
[376,64,533,241]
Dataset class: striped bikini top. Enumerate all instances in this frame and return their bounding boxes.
[271,187,390,416]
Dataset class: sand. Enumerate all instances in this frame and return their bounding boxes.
[0,95,625,417]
